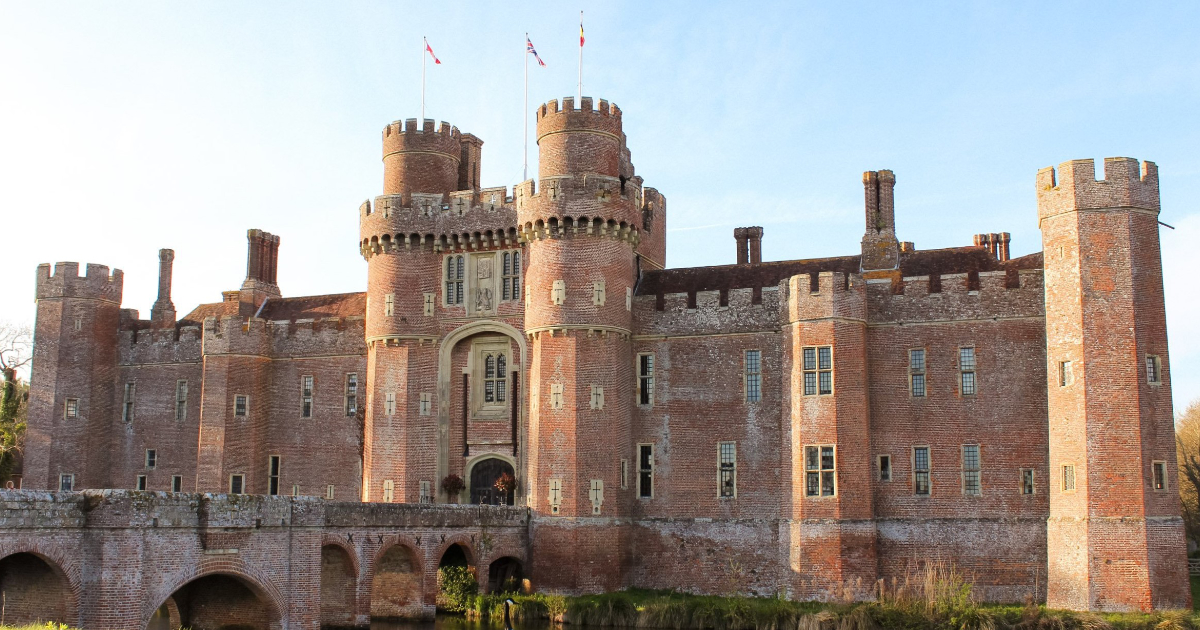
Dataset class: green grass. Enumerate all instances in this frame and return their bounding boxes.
[1192,576,1200,611]
[0,624,77,630]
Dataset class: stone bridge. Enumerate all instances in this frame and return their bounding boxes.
[0,490,529,629]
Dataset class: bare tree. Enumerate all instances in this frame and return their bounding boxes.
[0,322,32,483]
[1175,400,1200,550]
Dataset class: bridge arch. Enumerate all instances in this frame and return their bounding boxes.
[322,543,359,628]
[0,549,79,626]
[370,540,424,620]
[143,558,285,630]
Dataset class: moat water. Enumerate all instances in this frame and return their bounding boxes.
[368,617,555,630]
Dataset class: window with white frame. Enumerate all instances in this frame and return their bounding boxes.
[122,383,135,422]
[1153,461,1167,491]
[176,380,188,421]
[878,455,892,482]
[384,293,394,316]
[172,475,183,492]
[60,474,75,491]
[637,444,654,498]
[589,479,604,514]
[1059,361,1073,387]
[913,446,931,495]
[445,255,465,305]
[229,474,245,495]
[384,392,396,416]
[549,383,564,410]
[146,449,157,469]
[805,445,836,497]
[420,480,433,504]
[961,444,981,496]
[383,479,394,502]
[621,459,629,490]
[1020,469,1035,495]
[718,442,737,498]
[1147,355,1162,384]
[590,385,604,410]
[959,347,977,395]
[64,398,79,420]
[909,349,926,397]
[234,394,248,418]
[345,373,358,416]
[745,350,762,403]
[301,375,314,418]
[136,475,147,491]
[481,347,508,407]
[267,456,280,496]
[502,251,521,301]
[637,353,654,406]
[292,484,300,497]
[1062,464,1076,492]
[626,287,632,311]
[802,347,832,396]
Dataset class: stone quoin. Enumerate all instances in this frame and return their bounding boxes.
[7,96,1188,628]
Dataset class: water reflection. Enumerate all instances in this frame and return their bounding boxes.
[367,615,557,630]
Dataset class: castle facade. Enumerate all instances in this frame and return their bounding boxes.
[22,97,1188,611]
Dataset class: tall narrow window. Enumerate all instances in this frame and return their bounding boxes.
[878,455,892,482]
[1152,461,1167,491]
[229,474,245,495]
[913,447,931,495]
[804,445,836,496]
[962,444,981,496]
[744,350,762,403]
[292,484,300,497]
[326,485,336,500]
[122,383,135,422]
[638,444,654,498]
[384,293,395,316]
[176,380,188,421]
[267,455,280,496]
[345,373,358,416]
[384,392,396,416]
[621,459,629,490]
[909,349,926,397]
[959,347,977,395]
[502,251,521,301]
[1062,464,1076,492]
[1020,469,1035,495]
[420,480,433,503]
[172,475,183,492]
[419,393,431,416]
[1059,361,1073,387]
[718,442,737,498]
[60,474,75,492]
[589,479,605,514]
[483,352,507,404]
[301,375,314,418]
[637,353,654,406]
[383,480,394,502]
[1147,355,1162,384]
[64,398,78,420]
[146,449,157,469]
[590,385,605,410]
[423,293,435,315]
[551,280,566,305]
[549,383,564,410]
[235,395,248,417]
[136,475,147,491]
[548,478,563,514]
[802,347,833,396]
[445,255,465,305]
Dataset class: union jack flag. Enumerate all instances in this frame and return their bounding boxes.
[526,37,546,66]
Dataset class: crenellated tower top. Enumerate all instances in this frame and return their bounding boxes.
[35,262,123,303]
[1037,157,1159,225]
[536,97,623,179]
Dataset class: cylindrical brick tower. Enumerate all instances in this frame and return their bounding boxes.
[382,119,462,204]
[522,97,641,591]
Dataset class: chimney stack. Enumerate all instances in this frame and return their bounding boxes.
[240,229,281,316]
[746,226,763,264]
[150,248,176,328]
[972,232,1012,262]
[734,228,749,265]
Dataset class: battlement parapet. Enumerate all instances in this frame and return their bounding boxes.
[360,188,516,242]
[866,268,1045,324]
[35,262,123,303]
[201,315,366,357]
[784,272,867,324]
[1037,157,1159,221]
[536,96,624,179]
[536,96,622,130]
[632,287,779,337]
[119,325,203,365]
[515,173,649,241]
[382,119,462,159]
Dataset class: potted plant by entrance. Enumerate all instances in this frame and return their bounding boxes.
[442,474,465,504]
[493,472,517,505]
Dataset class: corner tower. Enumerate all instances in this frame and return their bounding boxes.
[522,97,643,591]
[1038,158,1189,610]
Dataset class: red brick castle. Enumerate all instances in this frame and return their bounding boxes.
[21,97,1189,613]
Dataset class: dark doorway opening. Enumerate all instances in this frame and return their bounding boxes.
[487,557,524,594]
[469,457,514,505]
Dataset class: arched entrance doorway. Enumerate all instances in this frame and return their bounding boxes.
[0,552,74,625]
[321,545,357,627]
[469,457,515,505]
[487,556,524,594]
[159,574,276,630]
[370,544,422,620]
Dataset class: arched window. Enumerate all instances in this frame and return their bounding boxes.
[445,255,464,305]
[502,251,521,301]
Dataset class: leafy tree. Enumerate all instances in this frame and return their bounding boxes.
[0,322,32,485]
[1175,399,1200,550]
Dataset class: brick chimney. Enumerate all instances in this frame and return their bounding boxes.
[150,249,176,328]
[734,228,749,265]
[734,227,763,265]
[240,229,281,316]
[973,232,1011,262]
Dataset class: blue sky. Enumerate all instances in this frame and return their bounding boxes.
[2,2,1199,407]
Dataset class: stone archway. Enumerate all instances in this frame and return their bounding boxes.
[370,544,423,620]
[468,456,516,505]
[160,573,277,630]
[0,552,74,625]
[487,556,524,594]
[321,544,358,628]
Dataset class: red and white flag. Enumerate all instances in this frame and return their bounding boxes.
[425,40,442,65]
[526,37,546,66]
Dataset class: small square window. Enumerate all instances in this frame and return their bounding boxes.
[59,474,75,491]
[145,449,157,469]
[326,484,336,500]
[802,347,833,396]
[1020,469,1035,495]
[64,398,79,419]
[1059,361,1073,387]
[234,395,248,417]
[804,445,836,497]
[1147,355,1162,385]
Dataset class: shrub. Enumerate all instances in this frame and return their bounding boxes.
[437,565,478,613]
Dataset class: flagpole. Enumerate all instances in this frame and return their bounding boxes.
[523,33,529,182]
[421,36,427,125]
[577,11,583,103]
